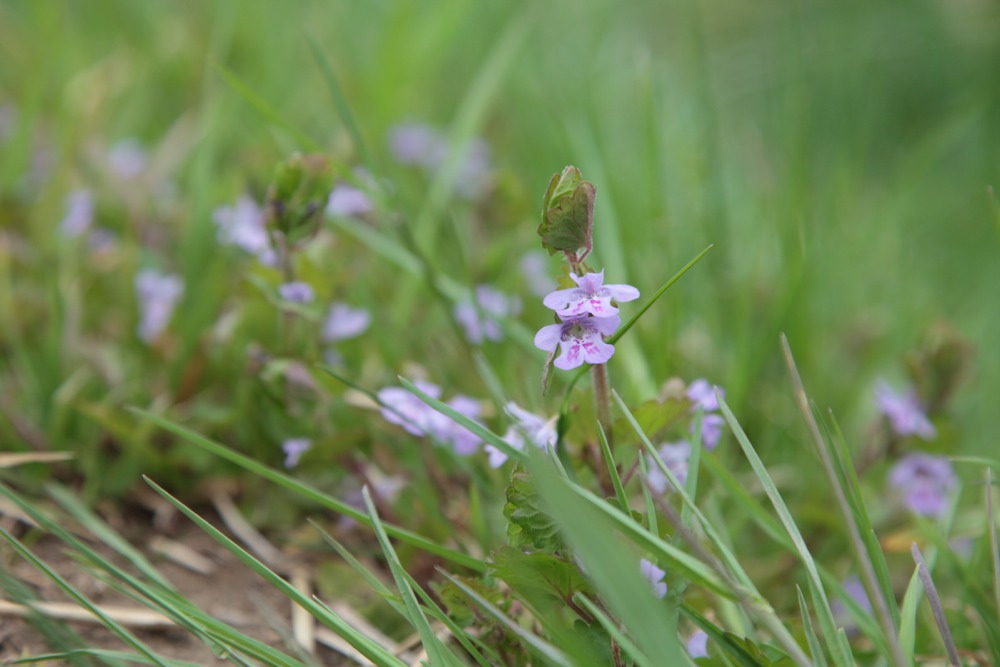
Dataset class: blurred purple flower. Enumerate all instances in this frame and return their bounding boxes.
[694,413,725,451]
[639,558,667,599]
[108,138,147,179]
[135,269,184,343]
[542,270,639,319]
[429,394,483,456]
[454,285,521,344]
[378,380,442,436]
[686,630,709,659]
[875,380,936,440]
[326,183,373,218]
[322,303,371,343]
[831,576,872,626]
[686,379,724,412]
[388,123,447,167]
[282,438,312,469]
[486,402,557,468]
[452,137,492,200]
[646,441,692,494]
[889,452,956,517]
[387,123,492,199]
[59,189,95,238]
[212,195,276,265]
[519,251,557,297]
[279,281,314,304]
[377,382,483,456]
[534,314,620,371]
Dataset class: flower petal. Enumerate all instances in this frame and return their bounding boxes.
[534,323,566,352]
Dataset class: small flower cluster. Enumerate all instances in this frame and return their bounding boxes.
[378,381,484,456]
[388,123,492,200]
[888,452,956,517]
[454,286,521,344]
[875,380,936,440]
[377,380,553,466]
[686,379,725,450]
[212,195,276,266]
[134,269,184,343]
[644,379,726,494]
[533,270,639,370]
[875,380,953,517]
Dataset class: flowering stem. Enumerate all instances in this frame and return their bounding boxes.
[592,363,613,451]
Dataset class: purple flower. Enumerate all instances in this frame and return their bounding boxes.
[686,379,724,412]
[686,630,709,659]
[59,189,95,238]
[279,282,315,304]
[107,138,147,179]
[694,413,725,451]
[322,303,371,342]
[378,380,443,436]
[889,452,956,517]
[534,314,620,370]
[486,403,558,468]
[428,394,483,456]
[377,382,483,456]
[282,438,312,469]
[388,123,447,167]
[519,251,557,297]
[875,380,936,440]
[135,269,184,343]
[454,285,521,344]
[326,183,373,218]
[831,576,872,625]
[646,441,692,494]
[542,270,640,319]
[452,137,493,200]
[639,558,667,599]
[213,195,276,265]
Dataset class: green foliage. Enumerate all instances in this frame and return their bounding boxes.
[503,466,565,553]
[537,165,595,262]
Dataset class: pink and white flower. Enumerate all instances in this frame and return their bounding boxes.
[542,270,639,319]
[534,314,620,371]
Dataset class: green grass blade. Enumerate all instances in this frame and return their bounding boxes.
[411,8,533,249]
[596,421,630,514]
[0,527,170,667]
[143,477,407,667]
[362,487,464,667]
[7,650,201,667]
[46,484,176,593]
[306,36,371,168]
[717,396,850,667]
[606,244,713,346]
[614,391,756,594]
[572,592,655,667]
[397,376,524,464]
[897,566,923,664]
[529,453,685,663]
[988,468,1000,631]
[0,482,294,664]
[439,571,573,667]
[796,585,828,667]
[211,60,321,151]
[911,543,961,666]
[781,335,904,666]
[131,408,483,572]
[825,411,900,630]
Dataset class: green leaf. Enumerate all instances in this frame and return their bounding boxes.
[504,467,565,553]
[489,546,593,612]
[610,396,690,442]
[538,180,595,257]
[130,408,484,572]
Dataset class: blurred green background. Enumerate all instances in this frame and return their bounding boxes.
[1,0,997,503]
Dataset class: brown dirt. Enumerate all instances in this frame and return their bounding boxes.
[0,505,350,666]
